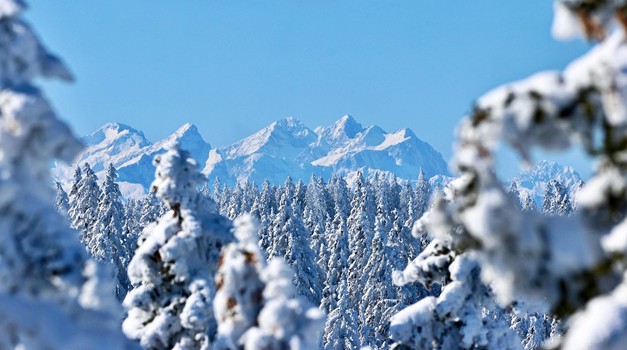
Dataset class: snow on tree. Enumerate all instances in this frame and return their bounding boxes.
[322,280,360,350]
[69,164,82,202]
[328,174,351,220]
[304,175,330,275]
[510,311,556,350]
[122,198,142,263]
[213,215,266,350]
[55,180,69,215]
[393,2,627,348]
[0,1,129,347]
[542,179,570,215]
[239,259,325,350]
[399,180,416,226]
[123,142,233,349]
[346,171,374,310]
[414,168,432,218]
[212,177,222,206]
[68,162,101,245]
[91,163,130,299]
[387,208,425,304]
[138,190,165,229]
[508,181,524,210]
[268,187,321,304]
[294,178,307,214]
[214,215,326,350]
[521,192,537,212]
[392,252,521,349]
[219,184,232,217]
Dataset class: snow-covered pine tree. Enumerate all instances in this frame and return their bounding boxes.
[122,198,141,265]
[212,177,222,208]
[283,193,322,304]
[392,251,521,349]
[394,2,627,348]
[360,181,404,348]
[294,178,307,214]
[68,162,100,245]
[226,184,243,220]
[323,279,360,350]
[92,163,129,299]
[138,191,164,230]
[68,164,82,203]
[414,168,432,218]
[399,180,415,226]
[542,179,561,215]
[219,184,232,217]
[328,174,351,220]
[522,192,537,212]
[239,259,325,350]
[123,142,233,349]
[388,208,425,304]
[320,204,351,315]
[213,215,266,350]
[508,181,524,210]
[0,1,129,347]
[346,171,374,311]
[304,175,330,274]
[55,181,69,216]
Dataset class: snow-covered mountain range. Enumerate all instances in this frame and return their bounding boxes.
[52,116,585,202]
[52,115,450,198]
[511,160,584,207]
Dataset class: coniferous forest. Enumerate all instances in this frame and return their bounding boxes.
[5,0,627,349]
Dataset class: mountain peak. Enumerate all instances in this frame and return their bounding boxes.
[273,117,306,129]
[333,115,363,139]
[398,128,417,139]
[83,122,147,147]
[171,122,201,138]
[157,122,211,152]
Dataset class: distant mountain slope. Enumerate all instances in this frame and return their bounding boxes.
[52,115,450,198]
[511,160,584,206]
[52,123,212,198]
[203,115,450,186]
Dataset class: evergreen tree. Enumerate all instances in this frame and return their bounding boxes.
[0,1,127,347]
[92,164,129,299]
[328,174,351,219]
[320,205,350,314]
[414,168,432,218]
[68,165,82,203]
[123,143,233,349]
[508,181,524,210]
[213,215,266,350]
[68,162,100,245]
[359,184,401,348]
[293,178,307,214]
[392,251,521,348]
[138,191,164,230]
[55,181,69,216]
[269,190,321,304]
[542,179,571,215]
[323,280,360,350]
[212,177,222,205]
[522,192,537,212]
[239,259,325,350]
[393,3,627,348]
[304,175,330,272]
[346,171,374,310]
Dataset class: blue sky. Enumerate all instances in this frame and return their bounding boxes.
[29,1,592,177]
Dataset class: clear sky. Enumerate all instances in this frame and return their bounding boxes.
[29,1,592,177]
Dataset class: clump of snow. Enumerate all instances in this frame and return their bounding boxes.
[240,259,325,350]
